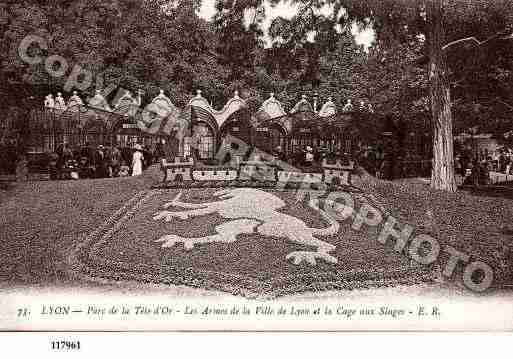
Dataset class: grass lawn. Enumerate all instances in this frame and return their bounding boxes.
[355,174,513,287]
[0,166,512,297]
[0,166,161,285]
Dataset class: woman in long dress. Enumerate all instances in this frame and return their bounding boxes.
[132,144,144,176]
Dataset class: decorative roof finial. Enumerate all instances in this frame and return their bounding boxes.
[68,90,83,107]
[318,96,338,118]
[196,89,202,97]
[302,94,307,101]
[270,92,275,99]
[55,92,66,110]
[159,88,164,95]
[342,98,354,112]
[234,90,239,98]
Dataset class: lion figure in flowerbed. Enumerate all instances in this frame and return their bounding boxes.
[153,188,341,266]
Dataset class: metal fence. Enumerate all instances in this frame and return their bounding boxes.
[26,107,112,152]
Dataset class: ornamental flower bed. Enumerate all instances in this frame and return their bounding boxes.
[1,165,512,296]
[72,187,429,298]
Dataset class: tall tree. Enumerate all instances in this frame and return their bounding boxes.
[0,0,229,107]
[213,0,266,82]
[427,0,455,190]
[277,0,513,191]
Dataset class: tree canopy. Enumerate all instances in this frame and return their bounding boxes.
[1,0,512,145]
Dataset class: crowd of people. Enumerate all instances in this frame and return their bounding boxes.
[223,145,354,172]
[0,140,165,181]
[265,144,428,180]
[3,135,512,186]
[213,143,354,170]
[0,138,19,176]
[46,143,156,180]
[179,142,409,179]
[272,145,353,169]
[456,147,513,185]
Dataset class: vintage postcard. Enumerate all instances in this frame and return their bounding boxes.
[1,0,513,334]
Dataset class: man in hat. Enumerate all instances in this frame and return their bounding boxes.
[506,150,512,175]
[109,146,122,177]
[55,92,66,110]
[68,91,83,107]
[94,145,107,178]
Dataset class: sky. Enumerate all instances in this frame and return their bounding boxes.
[197,0,375,49]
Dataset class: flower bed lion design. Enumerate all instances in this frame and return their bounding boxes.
[153,188,340,266]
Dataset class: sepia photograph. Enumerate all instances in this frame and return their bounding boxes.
[1,0,513,337]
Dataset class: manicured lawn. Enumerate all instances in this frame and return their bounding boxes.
[354,174,513,286]
[0,166,161,285]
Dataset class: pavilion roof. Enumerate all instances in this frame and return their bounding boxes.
[37,89,358,136]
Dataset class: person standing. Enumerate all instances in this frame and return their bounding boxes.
[273,146,286,163]
[376,146,385,177]
[499,151,506,173]
[506,151,512,175]
[132,144,144,176]
[104,146,113,177]
[490,150,497,172]
[94,145,107,178]
[305,146,314,167]
[48,151,59,180]
[155,139,165,163]
[142,144,151,169]
[60,143,73,180]
[459,149,469,177]
[15,153,29,182]
[454,154,462,178]
[109,146,122,177]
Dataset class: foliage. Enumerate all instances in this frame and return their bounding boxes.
[280,0,513,133]
[1,0,512,138]
[213,0,266,83]
[0,0,228,108]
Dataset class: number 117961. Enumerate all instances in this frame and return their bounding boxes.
[51,341,81,350]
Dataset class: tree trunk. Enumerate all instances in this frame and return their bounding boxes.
[428,0,457,192]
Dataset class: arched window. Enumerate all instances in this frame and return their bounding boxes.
[253,121,287,154]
